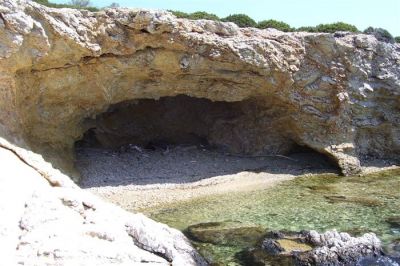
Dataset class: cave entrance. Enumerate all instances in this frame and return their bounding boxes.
[74,95,337,188]
[76,95,245,152]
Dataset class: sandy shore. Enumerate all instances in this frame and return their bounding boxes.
[76,145,398,211]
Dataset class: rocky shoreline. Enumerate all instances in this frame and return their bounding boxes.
[180,219,400,265]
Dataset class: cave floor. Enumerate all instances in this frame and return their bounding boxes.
[76,144,340,210]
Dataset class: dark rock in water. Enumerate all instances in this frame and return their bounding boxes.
[386,216,400,228]
[185,221,265,246]
[253,230,383,266]
[261,231,313,256]
[385,239,400,258]
[237,247,294,266]
[262,239,285,255]
[356,256,400,266]
[324,195,383,207]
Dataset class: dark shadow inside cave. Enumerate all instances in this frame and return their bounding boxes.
[74,95,338,188]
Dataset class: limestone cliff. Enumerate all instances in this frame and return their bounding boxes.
[0,0,399,264]
[1,0,399,176]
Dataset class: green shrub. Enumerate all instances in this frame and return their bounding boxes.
[257,19,293,32]
[222,14,257,28]
[69,0,90,7]
[395,37,400,43]
[168,10,190,18]
[296,26,317,32]
[32,0,99,11]
[169,11,219,21]
[364,27,394,43]
[188,11,220,21]
[314,22,359,33]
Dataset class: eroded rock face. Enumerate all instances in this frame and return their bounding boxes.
[298,230,382,265]
[0,139,207,265]
[247,230,383,265]
[0,0,399,176]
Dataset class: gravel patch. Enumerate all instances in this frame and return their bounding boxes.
[75,145,398,210]
[75,145,339,210]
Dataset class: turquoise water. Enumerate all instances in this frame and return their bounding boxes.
[143,169,400,264]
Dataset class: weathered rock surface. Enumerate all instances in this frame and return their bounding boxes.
[185,221,265,246]
[0,0,399,176]
[0,139,207,265]
[248,230,383,265]
[298,230,382,265]
[0,0,400,265]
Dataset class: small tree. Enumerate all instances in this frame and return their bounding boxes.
[108,2,120,8]
[189,11,220,21]
[314,22,359,33]
[364,27,394,43]
[222,14,257,28]
[296,26,317,32]
[33,0,50,4]
[395,37,400,43]
[69,0,91,7]
[33,0,99,11]
[169,10,190,19]
[257,19,292,32]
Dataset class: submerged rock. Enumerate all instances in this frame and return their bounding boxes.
[185,221,265,246]
[386,216,400,228]
[357,256,400,266]
[324,195,383,207]
[385,239,400,258]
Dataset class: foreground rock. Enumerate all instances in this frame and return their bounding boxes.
[0,0,399,177]
[245,230,383,265]
[297,230,382,265]
[0,142,206,265]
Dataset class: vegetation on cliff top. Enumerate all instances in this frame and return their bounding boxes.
[257,19,293,32]
[221,14,257,28]
[33,0,99,11]
[33,0,400,42]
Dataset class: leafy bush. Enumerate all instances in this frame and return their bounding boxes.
[107,2,120,8]
[257,19,293,32]
[364,27,394,43]
[69,0,90,7]
[296,26,317,32]
[32,0,99,11]
[395,37,400,43]
[188,11,220,21]
[314,22,359,33]
[168,10,190,18]
[222,14,257,28]
[297,22,358,33]
[169,11,220,21]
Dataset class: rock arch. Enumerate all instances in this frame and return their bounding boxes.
[1,1,399,180]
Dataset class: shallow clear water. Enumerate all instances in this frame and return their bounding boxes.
[143,169,400,265]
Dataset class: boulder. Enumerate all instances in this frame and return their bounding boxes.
[0,143,207,265]
[253,230,383,265]
[185,221,265,246]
